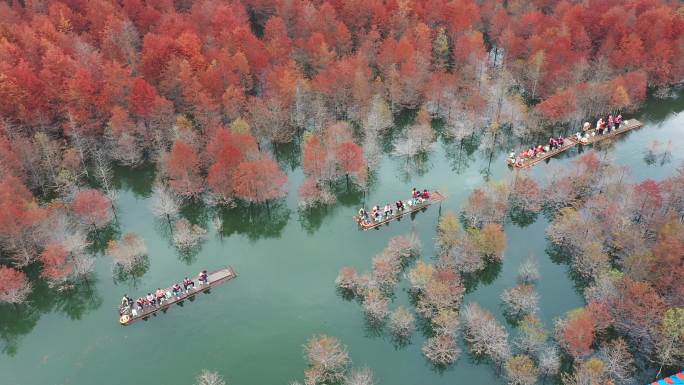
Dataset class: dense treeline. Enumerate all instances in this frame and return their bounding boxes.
[0,0,682,381]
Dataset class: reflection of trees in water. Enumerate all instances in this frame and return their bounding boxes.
[442,135,478,174]
[152,215,174,244]
[217,200,291,241]
[174,241,204,265]
[462,260,502,293]
[0,302,39,356]
[394,151,432,182]
[643,140,673,167]
[52,281,103,320]
[152,214,206,264]
[179,200,214,230]
[272,141,302,172]
[298,181,365,234]
[87,221,122,255]
[333,182,365,207]
[634,86,684,122]
[478,124,519,180]
[508,207,539,228]
[298,205,332,235]
[112,254,150,287]
[0,269,102,356]
[544,243,592,297]
[110,162,157,198]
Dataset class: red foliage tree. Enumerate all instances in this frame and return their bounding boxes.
[0,133,24,179]
[536,88,578,122]
[206,128,258,202]
[335,141,364,180]
[302,134,328,181]
[609,277,668,355]
[0,175,47,266]
[72,189,113,230]
[232,158,288,204]
[40,241,74,284]
[510,175,542,213]
[632,179,662,223]
[166,140,203,199]
[0,266,31,304]
[263,16,293,64]
[129,77,161,118]
[560,309,596,359]
[650,223,684,306]
[611,33,645,70]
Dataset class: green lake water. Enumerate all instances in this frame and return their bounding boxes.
[1,90,683,385]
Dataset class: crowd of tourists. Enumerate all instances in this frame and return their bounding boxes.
[119,270,209,318]
[575,113,623,143]
[357,188,431,226]
[507,136,566,167]
[507,114,625,167]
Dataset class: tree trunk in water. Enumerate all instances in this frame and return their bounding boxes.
[166,214,173,234]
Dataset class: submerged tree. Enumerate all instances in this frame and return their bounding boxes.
[389,306,415,341]
[384,233,422,266]
[555,308,596,360]
[504,355,539,385]
[106,232,147,272]
[561,357,611,385]
[0,266,32,304]
[509,177,541,212]
[173,218,207,250]
[303,335,350,385]
[194,370,225,385]
[422,333,460,366]
[461,302,510,365]
[150,182,180,226]
[371,253,401,291]
[514,315,548,355]
[416,267,465,319]
[362,288,390,325]
[408,260,435,293]
[335,267,358,293]
[501,284,540,320]
[39,242,75,287]
[462,182,510,227]
[233,158,288,205]
[345,367,374,385]
[0,176,47,266]
[518,256,540,284]
[72,189,113,231]
[538,346,561,378]
[166,139,204,200]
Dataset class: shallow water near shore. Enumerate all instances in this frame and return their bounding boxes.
[1,90,683,385]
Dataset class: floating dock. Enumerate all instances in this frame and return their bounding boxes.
[568,119,644,146]
[119,266,237,325]
[509,141,577,169]
[353,191,445,231]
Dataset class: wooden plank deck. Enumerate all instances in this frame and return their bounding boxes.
[508,141,577,169]
[352,191,445,231]
[568,119,644,146]
[118,266,237,326]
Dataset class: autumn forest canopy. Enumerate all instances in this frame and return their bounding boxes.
[0,0,683,384]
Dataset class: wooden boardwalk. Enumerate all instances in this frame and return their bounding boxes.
[508,141,577,169]
[353,191,445,231]
[568,119,644,146]
[119,266,237,325]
